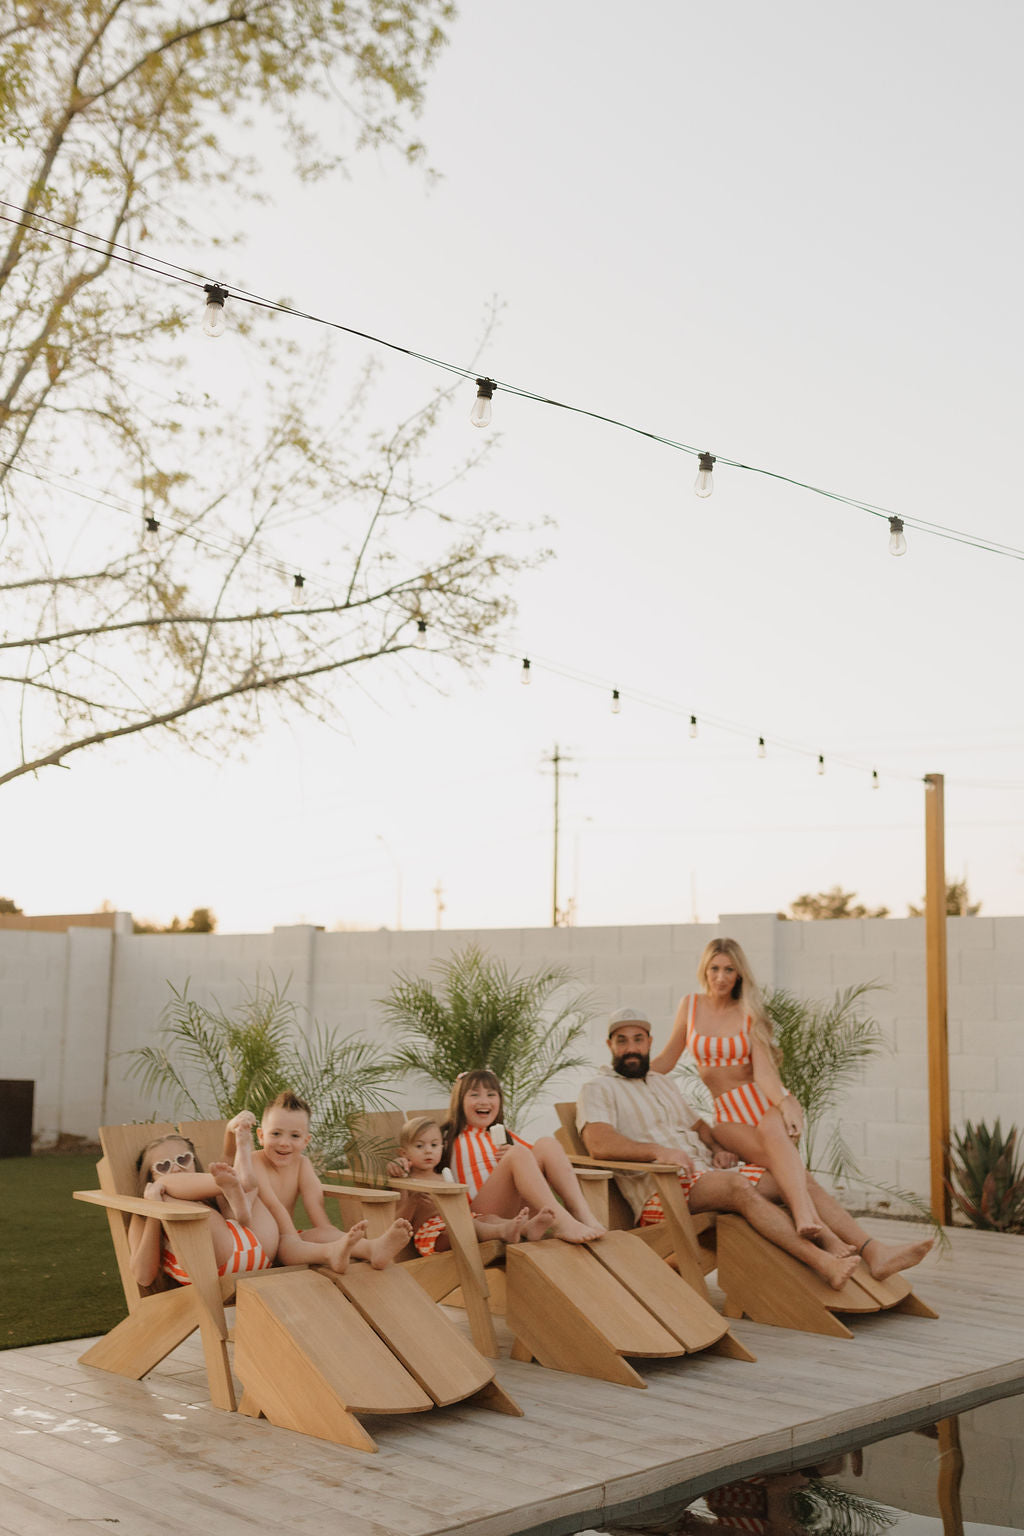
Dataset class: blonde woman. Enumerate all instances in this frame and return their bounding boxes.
[653,938,843,1244]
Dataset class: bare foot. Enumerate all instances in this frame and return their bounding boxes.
[493,1207,531,1244]
[818,1252,861,1291]
[323,1220,369,1274]
[210,1161,253,1225]
[226,1110,257,1138]
[795,1212,823,1240]
[549,1210,605,1244]
[364,1219,414,1269]
[862,1235,934,1280]
[818,1227,858,1258]
[523,1207,557,1241]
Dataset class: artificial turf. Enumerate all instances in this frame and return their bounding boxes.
[1,1152,126,1349]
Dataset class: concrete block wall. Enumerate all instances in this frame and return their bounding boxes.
[3,914,1022,1204]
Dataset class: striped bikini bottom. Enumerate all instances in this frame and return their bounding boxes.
[162,1218,273,1285]
[638,1161,764,1225]
[713,1081,773,1128]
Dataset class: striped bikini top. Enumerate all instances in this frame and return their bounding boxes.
[450,1126,531,1201]
[685,992,753,1069]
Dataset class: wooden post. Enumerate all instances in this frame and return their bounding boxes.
[924,773,951,1224]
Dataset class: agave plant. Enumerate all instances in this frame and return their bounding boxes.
[947,1120,1024,1232]
[766,982,886,1184]
[380,944,595,1125]
[124,977,396,1171]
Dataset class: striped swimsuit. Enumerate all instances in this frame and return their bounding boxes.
[685,994,774,1128]
[450,1126,531,1202]
[162,1217,272,1285]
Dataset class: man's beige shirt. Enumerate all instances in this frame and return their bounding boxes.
[576,1066,710,1218]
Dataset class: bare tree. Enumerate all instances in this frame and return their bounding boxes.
[0,2,530,785]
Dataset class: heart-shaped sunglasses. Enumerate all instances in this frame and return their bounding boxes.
[152,1150,195,1175]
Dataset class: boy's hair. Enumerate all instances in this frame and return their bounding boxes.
[399,1115,442,1149]
[263,1089,311,1121]
[442,1069,505,1164]
[134,1133,201,1196]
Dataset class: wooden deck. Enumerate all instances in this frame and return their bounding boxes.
[0,1221,1021,1536]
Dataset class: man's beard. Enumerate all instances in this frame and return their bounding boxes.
[612,1052,649,1079]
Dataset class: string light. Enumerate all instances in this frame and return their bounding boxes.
[758,736,766,759]
[521,657,531,686]
[872,769,880,790]
[611,689,621,715]
[817,755,826,776]
[694,452,715,498]
[470,378,495,429]
[689,715,698,738]
[888,515,907,556]
[144,515,160,536]
[416,618,428,635]
[202,283,228,339]
[293,572,305,593]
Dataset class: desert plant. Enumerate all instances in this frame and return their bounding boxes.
[766,982,886,1184]
[947,1120,1024,1232]
[124,977,395,1171]
[380,944,596,1124]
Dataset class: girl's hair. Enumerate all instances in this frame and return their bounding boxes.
[134,1134,201,1196]
[697,937,776,1056]
[263,1089,311,1120]
[442,1069,505,1164]
[399,1115,442,1150]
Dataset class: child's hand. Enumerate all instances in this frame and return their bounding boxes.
[386,1156,411,1178]
[227,1110,257,1135]
[493,1143,512,1161]
[144,1179,169,1202]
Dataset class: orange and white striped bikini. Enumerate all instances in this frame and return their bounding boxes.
[685,994,774,1128]
[450,1126,531,1202]
[162,1217,272,1285]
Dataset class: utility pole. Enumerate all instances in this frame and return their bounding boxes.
[924,773,951,1224]
[541,744,576,926]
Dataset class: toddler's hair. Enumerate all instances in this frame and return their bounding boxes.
[399,1115,442,1150]
[263,1089,311,1120]
[134,1133,201,1196]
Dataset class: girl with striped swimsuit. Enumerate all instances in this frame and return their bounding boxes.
[442,1070,606,1244]
[651,939,934,1280]
[128,1114,278,1288]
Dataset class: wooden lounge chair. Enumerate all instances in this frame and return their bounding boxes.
[336,1109,754,1387]
[553,1103,938,1341]
[73,1120,520,1452]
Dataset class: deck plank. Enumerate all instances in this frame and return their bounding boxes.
[0,1221,1020,1536]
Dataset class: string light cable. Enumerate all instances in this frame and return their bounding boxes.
[4,199,1024,565]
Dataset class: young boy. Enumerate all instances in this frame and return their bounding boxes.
[239,1091,412,1273]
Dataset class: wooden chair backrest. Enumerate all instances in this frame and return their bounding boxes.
[97,1121,180,1304]
[554,1103,641,1232]
[349,1107,447,1183]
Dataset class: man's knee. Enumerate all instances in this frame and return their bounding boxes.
[691,1172,753,1215]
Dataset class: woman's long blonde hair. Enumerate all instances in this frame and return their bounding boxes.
[697,938,777,1057]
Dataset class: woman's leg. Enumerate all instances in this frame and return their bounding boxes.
[469,1145,603,1242]
[804,1176,934,1279]
[714,1109,823,1237]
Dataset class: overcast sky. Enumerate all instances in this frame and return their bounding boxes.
[6,2,1024,935]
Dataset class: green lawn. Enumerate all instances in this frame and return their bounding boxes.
[1,1153,126,1350]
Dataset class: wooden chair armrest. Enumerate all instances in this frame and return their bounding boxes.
[73,1189,212,1220]
[568,1154,683,1175]
[385,1175,472,1196]
[319,1183,399,1205]
[574,1168,613,1183]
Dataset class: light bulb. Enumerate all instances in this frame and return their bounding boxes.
[144,515,160,538]
[202,283,228,339]
[292,573,305,607]
[817,755,825,776]
[888,515,907,556]
[693,451,715,498]
[611,689,621,715]
[872,769,880,790]
[416,618,428,636]
[521,657,531,685]
[470,377,495,428]
[689,715,698,739]
[757,737,766,759]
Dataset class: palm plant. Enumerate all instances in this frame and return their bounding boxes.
[380,944,596,1125]
[125,977,396,1171]
[766,982,886,1184]
[947,1120,1024,1232]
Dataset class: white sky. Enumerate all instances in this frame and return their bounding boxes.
[5,1,1024,934]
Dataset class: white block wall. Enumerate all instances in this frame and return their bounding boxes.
[2,912,1022,1205]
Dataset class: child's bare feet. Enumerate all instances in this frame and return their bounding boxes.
[364,1218,414,1269]
[494,1207,531,1244]
[210,1161,253,1225]
[227,1110,257,1139]
[523,1207,557,1241]
[861,1235,934,1280]
[323,1219,369,1274]
[549,1210,604,1244]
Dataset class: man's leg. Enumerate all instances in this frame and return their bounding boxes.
[688,1173,860,1291]
[803,1175,934,1280]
